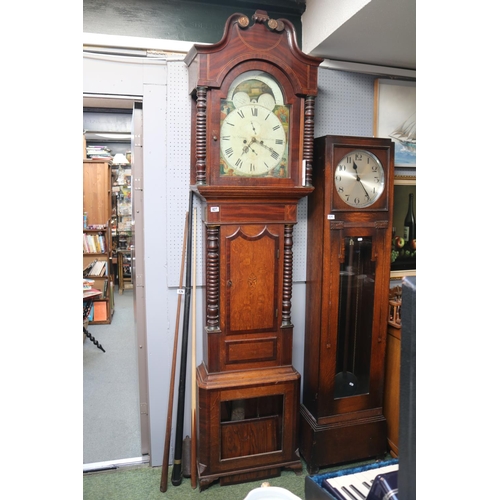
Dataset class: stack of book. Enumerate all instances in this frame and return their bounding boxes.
[86,145,112,160]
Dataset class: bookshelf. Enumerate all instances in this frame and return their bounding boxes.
[83,159,114,324]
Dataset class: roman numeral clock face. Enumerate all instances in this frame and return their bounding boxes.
[334,150,385,208]
[220,71,290,178]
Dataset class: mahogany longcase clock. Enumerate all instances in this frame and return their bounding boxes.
[300,135,394,474]
[184,10,322,490]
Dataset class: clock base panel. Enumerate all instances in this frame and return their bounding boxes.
[196,363,302,490]
[299,404,387,475]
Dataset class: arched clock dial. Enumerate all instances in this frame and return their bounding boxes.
[220,71,289,178]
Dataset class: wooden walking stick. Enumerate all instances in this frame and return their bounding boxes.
[160,211,189,493]
[190,208,197,489]
[171,192,195,486]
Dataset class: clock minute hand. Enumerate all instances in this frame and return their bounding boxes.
[353,162,371,200]
[256,140,275,153]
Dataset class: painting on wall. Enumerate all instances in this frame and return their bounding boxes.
[374,79,416,167]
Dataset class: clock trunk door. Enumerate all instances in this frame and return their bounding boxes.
[217,223,283,372]
[318,227,387,418]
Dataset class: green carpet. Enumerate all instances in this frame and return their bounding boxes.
[83,457,391,500]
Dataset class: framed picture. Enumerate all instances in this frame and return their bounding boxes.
[390,175,416,279]
[374,79,416,167]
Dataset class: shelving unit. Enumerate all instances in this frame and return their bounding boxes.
[83,159,114,324]
[83,225,114,324]
[111,163,133,294]
[117,250,133,294]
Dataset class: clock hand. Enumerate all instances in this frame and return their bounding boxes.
[257,140,275,153]
[252,138,279,158]
[353,162,371,200]
[243,136,258,155]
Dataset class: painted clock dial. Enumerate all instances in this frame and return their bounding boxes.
[220,71,290,178]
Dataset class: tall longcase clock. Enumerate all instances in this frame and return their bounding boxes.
[299,135,394,474]
[184,10,322,490]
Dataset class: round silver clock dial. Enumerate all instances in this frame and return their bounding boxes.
[334,150,385,207]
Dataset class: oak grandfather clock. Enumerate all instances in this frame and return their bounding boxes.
[184,10,322,490]
[299,135,394,474]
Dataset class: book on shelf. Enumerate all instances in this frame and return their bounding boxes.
[83,233,107,254]
[92,261,105,276]
[86,303,94,321]
[83,235,90,253]
[83,259,97,277]
[83,288,103,300]
[93,301,107,322]
[99,261,107,276]
[84,260,108,277]
[94,235,101,253]
[83,278,95,291]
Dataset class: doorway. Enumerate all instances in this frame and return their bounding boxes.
[83,96,150,470]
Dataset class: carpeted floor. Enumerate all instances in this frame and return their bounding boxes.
[83,456,391,500]
[83,289,141,464]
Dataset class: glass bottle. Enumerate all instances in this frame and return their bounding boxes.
[403,193,415,244]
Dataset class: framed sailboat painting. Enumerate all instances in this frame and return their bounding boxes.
[374,79,416,167]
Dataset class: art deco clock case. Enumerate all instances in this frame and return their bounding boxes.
[184,10,322,490]
[299,135,395,474]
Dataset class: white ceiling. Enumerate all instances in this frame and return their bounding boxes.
[302,0,416,71]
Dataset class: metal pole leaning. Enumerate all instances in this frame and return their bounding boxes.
[190,208,197,489]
